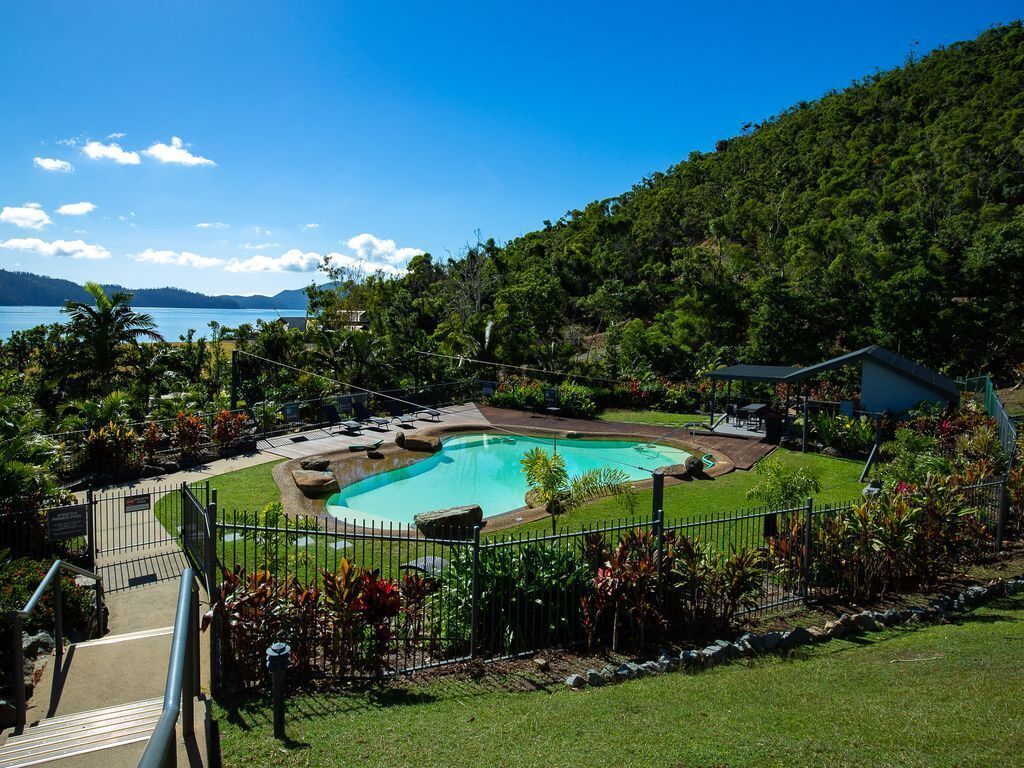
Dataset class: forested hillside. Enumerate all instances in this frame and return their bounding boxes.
[353,22,1024,380]
[0,270,309,309]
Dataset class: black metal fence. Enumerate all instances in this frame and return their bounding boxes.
[195,474,1011,686]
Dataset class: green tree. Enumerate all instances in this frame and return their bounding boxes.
[520,446,635,533]
[62,282,164,392]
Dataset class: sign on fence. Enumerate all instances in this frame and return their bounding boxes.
[48,504,88,541]
[282,402,300,422]
[124,493,151,513]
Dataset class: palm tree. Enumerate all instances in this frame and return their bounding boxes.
[0,396,66,511]
[62,282,164,390]
[520,446,636,534]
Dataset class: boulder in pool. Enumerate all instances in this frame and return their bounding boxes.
[299,456,332,471]
[292,469,340,497]
[415,504,484,538]
[397,433,441,453]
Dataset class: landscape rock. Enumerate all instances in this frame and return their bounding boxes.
[680,650,701,668]
[640,660,662,675]
[626,661,644,678]
[299,456,332,471]
[586,668,607,686]
[658,652,679,671]
[741,632,765,653]
[401,434,442,453]
[532,657,549,671]
[564,674,586,689]
[23,631,55,657]
[762,631,783,651]
[684,454,704,475]
[702,645,727,662]
[806,626,827,642]
[788,626,813,646]
[291,469,339,497]
[778,631,795,651]
[852,612,880,632]
[823,620,845,637]
[615,663,636,681]
[414,504,484,538]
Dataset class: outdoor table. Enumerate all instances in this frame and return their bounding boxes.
[738,403,768,429]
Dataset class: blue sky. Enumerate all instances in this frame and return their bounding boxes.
[0,2,1020,297]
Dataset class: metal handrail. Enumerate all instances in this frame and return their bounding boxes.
[137,568,201,768]
[9,559,105,734]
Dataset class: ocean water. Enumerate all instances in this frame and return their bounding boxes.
[0,306,305,340]
[326,432,693,526]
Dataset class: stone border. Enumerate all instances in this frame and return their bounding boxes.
[563,575,1024,689]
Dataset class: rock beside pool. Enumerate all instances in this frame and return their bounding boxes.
[394,432,442,452]
[414,504,483,538]
[684,454,704,475]
[299,456,332,471]
[292,469,340,497]
[655,463,689,478]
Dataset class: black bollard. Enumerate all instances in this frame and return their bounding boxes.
[266,642,291,740]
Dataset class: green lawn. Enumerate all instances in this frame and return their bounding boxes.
[597,408,708,427]
[208,459,285,512]
[216,595,1024,768]
[510,447,865,535]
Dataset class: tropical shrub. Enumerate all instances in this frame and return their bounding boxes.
[321,559,401,676]
[769,475,989,601]
[83,420,143,473]
[875,429,951,488]
[213,410,252,451]
[440,541,590,656]
[141,421,164,462]
[555,381,597,418]
[0,549,97,683]
[172,411,206,457]
[203,566,323,691]
[745,457,821,511]
[582,528,764,650]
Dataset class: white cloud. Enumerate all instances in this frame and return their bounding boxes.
[225,249,323,273]
[195,222,228,229]
[107,132,126,139]
[132,248,223,269]
[57,137,80,147]
[0,237,111,260]
[345,232,424,268]
[249,226,272,236]
[143,136,216,166]
[83,140,140,165]
[56,201,97,216]
[301,222,319,231]
[240,241,280,250]
[33,156,74,173]
[0,203,52,230]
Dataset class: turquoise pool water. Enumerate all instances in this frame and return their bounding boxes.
[325,432,693,526]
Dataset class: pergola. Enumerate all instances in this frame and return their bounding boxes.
[704,346,959,476]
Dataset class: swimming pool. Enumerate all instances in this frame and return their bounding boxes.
[325,432,693,526]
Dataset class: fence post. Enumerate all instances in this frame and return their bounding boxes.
[802,401,809,453]
[802,497,814,602]
[11,612,25,733]
[652,471,665,607]
[53,575,63,668]
[86,486,96,569]
[207,489,221,696]
[469,525,481,659]
[996,478,1008,552]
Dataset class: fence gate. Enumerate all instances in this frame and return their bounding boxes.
[91,481,209,557]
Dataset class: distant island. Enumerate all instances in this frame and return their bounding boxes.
[0,269,311,310]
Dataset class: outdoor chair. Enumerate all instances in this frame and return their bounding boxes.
[386,399,419,427]
[353,399,391,430]
[411,402,441,421]
[543,388,562,418]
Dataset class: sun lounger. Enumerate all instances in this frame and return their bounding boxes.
[353,400,391,430]
[338,420,364,436]
[387,400,419,426]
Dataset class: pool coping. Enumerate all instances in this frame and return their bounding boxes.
[274,418,742,534]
